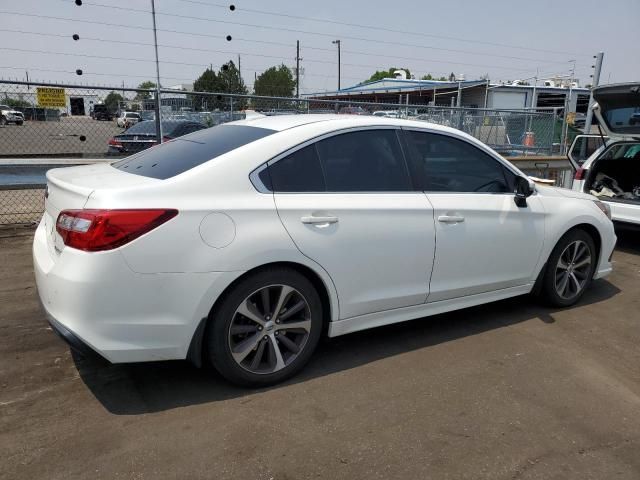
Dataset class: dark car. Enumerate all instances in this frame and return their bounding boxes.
[338,106,369,115]
[91,104,113,121]
[107,120,207,155]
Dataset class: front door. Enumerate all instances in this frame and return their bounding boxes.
[403,129,545,302]
[269,128,436,319]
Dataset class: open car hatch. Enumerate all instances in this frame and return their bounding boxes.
[592,83,640,140]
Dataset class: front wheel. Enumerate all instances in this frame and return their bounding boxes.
[539,229,597,307]
[206,268,323,387]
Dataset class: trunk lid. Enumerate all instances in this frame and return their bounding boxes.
[44,162,159,255]
[592,83,640,140]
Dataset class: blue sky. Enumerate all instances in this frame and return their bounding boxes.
[0,0,638,92]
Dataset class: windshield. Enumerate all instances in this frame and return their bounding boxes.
[112,124,276,179]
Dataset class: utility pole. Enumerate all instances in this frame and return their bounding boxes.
[296,40,300,98]
[583,52,604,134]
[332,39,341,91]
[151,0,163,143]
[238,54,241,79]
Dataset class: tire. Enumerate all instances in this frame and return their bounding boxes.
[0,116,6,126]
[539,229,597,307]
[206,267,323,387]
[16,121,23,126]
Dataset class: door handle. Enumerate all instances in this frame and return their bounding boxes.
[301,215,339,226]
[438,215,465,223]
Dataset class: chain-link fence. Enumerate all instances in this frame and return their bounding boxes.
[1,79,563,159]
[0,184,45,226]
[0,79,574,227]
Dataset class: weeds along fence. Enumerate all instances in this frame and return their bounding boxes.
[0,79,573,227]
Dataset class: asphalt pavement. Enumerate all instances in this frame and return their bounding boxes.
[1,229,639,480]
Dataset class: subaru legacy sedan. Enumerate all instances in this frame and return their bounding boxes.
[34,115,616,386]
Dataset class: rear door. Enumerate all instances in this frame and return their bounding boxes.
[592,83,640,140]
[403,129,545,302]
[270,128,436,320]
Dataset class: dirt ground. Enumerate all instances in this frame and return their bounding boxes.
[1,229,639,480]
[0,117,121,157]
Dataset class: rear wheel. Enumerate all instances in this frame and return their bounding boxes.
[540,229,597,307]
[206,268,323,387]
[0,116,6,126]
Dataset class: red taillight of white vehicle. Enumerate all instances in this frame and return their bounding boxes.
[574,167,585,180]
[56,209,178,252]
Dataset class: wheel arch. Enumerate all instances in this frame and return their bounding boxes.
[187,260,336,367]
[532,222,603,296]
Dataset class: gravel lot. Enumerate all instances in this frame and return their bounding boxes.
[0,117,121,157]
[1,229,639,480]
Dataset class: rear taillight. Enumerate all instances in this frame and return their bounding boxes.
[108,137,122,148]
[56,209,178,252]
[574,167,585,180]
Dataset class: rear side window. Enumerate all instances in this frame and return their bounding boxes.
[113,125,275,179]
[263,144,325,192]
[405,130,512,193]
[316,130,410,191]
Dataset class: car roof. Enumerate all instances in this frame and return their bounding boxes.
[230,113,463,134]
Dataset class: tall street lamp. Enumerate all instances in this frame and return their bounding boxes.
[332,39,341,91]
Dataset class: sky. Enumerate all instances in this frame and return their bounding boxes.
[0,0,638,94]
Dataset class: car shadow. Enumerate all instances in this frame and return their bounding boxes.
[613,226,640,255]
[73,278,621,415]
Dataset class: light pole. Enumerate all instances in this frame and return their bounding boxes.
[151,0,163,143]
[332,39,341,91]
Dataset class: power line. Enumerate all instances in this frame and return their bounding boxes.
[124,0,590,58]
[0,30,572,76]
[55,2,589,62]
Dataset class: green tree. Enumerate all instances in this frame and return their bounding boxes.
[103,91,124,113]
[253,64,296,97]
[421,74,434,80]
[218,61,247,95]
[437,76,448,81]
[364,68,412,83]
[192,62,248,110]
[192,68,221,110]
[135,81,157,100]
[2,94,31,108]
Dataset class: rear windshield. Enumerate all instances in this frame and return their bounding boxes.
[112,124,276,179]
[125,113,140,118]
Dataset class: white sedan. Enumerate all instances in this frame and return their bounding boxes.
[34,115,616,386]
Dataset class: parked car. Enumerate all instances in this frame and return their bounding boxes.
[107,120,207,154]
[571,83,640,227]
[116,111,141,128]
[0,104,24,125]
[90,104,113,121]
[139,110,155,122]
[338,106,369,115]
[35,115,615,387]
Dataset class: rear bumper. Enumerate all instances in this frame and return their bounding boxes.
[46,313,107,361]
[33,216,241,363]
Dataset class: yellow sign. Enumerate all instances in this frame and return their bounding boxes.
[36,87,66,107]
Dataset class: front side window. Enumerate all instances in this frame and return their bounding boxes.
[315,129,411,192]
[405,130,512,193]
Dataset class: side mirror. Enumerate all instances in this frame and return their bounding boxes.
[514,176,534,207]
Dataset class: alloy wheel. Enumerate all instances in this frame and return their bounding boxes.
[228,284,312,374]
[554,240,592,300]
